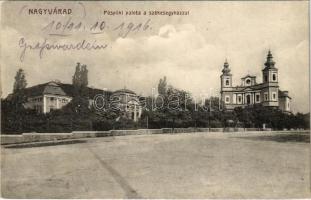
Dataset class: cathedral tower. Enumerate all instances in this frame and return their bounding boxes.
[220,60,232,89]
[220,60,235,109]
[262,50,278,84]
[262,50,279,107]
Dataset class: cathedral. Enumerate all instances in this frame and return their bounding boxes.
[220,51,291,112]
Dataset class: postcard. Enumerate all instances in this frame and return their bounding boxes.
[1,1,310,199]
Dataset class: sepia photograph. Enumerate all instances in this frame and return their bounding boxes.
[0,1,310,198]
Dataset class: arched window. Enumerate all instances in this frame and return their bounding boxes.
[225,96,230,103]
[272,74,276,81]
[225,79,229,86]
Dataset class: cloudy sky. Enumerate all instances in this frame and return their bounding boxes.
[0,1,309,113]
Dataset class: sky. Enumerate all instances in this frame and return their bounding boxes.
[0,1,309,113]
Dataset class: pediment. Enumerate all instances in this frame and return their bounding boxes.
[242,87,253,91]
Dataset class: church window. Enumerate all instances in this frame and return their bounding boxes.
[256,94,260,102]
[225,95,230,103]
[272,92,277,100]
[225,79,229,86]
[246,79,251,85]
[272,74,276,81]
[264,93,268,101]
[238,96,242,104]
[264,75,268,82]
[288,102,290,109]
[246,95,251,104]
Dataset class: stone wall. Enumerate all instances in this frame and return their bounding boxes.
[1,129,309,145]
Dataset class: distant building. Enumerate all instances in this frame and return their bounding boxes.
[110,89,142,122]
[220,51,291,112]
[7,81,142,121]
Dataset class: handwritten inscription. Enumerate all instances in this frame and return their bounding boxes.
[19,38,108,62]
[16,4,172,62]
[42,18,152,38]
[18,18,152,61]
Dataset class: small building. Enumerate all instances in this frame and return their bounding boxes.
[220,51,291,112]
[110,89,142,122]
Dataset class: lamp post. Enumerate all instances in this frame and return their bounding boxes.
[208,107,214,132]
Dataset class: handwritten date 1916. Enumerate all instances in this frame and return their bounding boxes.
[42,18,151,38]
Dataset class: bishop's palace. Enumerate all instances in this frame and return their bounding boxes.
[8,50,291,121]
[220,51,291,113]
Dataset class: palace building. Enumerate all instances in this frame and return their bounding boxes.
[8,81,142,122]
[220,51,291,112]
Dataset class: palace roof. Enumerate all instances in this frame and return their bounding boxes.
[7,81,112,99]
[113,88,136,95]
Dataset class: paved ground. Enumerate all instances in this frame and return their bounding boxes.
[1,131,310,198]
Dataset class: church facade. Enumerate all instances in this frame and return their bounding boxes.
[220,51,291,112]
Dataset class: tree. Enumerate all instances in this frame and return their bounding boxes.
[72,62,89,103]
[72,62,88,89]
[155,76,195,128]
[81,64,88,87]
[158,76,167,95]
[13,68,27,93]
[72,62,80,87]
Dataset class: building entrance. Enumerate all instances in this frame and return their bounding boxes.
[246,95,251,105]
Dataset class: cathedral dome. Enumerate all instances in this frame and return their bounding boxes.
[264,50,276,69]
[111,88,138,104]
[222,60,231,75]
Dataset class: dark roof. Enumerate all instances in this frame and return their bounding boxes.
[263,50,277,70]
[7,81,112,99]
[241,74,256,79]
[230,83,264,92]
[87,87,112,99]
[113,88,136,95]
[279,90,291,99]
[44,82,67,96]
[23,82,50,97]
[58,83,112,99]
[249,83,264,90]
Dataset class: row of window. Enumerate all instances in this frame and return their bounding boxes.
[225,92,277,104]
[264,92,277,101]
[225,73,277,87]
[48,97,69,103]
[30,96,70,103]
[31,97,43,102]
[226,78,254,87]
